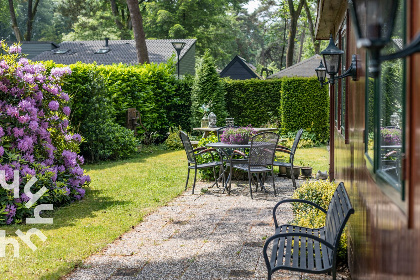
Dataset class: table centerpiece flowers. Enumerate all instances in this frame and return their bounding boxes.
[220,125,257,144]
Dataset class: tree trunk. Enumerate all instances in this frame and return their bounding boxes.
[298,27,305,63]
[8,0,23,41]
[110,0,129,39]
[286,0,305,67]
[279,16,288,70]
[126,0,149,64]
[304,0,320,54]
[24,0,39,41]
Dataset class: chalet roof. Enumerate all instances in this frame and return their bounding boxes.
[219,55,261,80]
[315,0,347,39]
[32,39,196,65]
[267,55,321,79]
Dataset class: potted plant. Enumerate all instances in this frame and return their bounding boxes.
[286,166,301,179]
[301,166,313,178]
[220,125,257,144]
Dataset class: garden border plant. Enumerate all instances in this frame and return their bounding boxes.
[0,42,90,225]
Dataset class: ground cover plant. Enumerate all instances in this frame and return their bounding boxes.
[0,148,186,279]
[0,42,90,224]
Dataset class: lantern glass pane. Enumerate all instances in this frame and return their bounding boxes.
[352,0,398,45]
[324,54,341,75]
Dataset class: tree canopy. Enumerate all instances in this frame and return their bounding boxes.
[1,0,322,70]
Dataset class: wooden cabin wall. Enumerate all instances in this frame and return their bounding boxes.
[334,3,420,278]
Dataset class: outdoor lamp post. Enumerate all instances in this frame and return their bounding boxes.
[171,42,186,79]
[348,0,420,76]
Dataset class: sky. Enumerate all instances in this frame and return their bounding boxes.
[243,0,260,13]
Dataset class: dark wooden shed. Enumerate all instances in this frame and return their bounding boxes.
[219,55,260,80]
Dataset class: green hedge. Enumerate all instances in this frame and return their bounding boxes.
[281,77,329,142]
[58,62,192,143]
[224,79,283,128]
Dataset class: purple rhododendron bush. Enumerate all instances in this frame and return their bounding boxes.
[0,42,90,225]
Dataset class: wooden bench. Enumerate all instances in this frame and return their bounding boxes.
[263,182,354,280]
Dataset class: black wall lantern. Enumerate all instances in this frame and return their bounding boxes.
[348,0,420,76]
[315,35,357,87]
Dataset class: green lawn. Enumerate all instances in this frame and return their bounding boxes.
[0,145,328,279]
[275,145,329,174]
[0,148,186,280]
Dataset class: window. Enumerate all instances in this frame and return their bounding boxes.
[334,18,348,142]
[365,0,406,199]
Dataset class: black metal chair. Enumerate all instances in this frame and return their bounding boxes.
[179,131,225,194]
[228,132,279,199]
[273,128,303,189]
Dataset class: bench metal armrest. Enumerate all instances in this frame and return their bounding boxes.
[272,199,327,228]
[262,232,334,269]
[193,146,206,152]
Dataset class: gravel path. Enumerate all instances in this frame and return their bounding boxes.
[64,176,350,280]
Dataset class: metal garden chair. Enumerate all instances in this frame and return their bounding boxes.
[273,128,303,189]
[179,131,225,194]
[227,132,279,199]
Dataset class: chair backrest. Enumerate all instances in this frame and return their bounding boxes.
[179,131,195,163]
[216,126,240,142]
[290,128,304,154]
[289,128,304,162]
[324,182,354,248]
[248,132,279,166]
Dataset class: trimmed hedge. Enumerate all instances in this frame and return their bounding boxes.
[224,79,282,128]
[281,77,329,142]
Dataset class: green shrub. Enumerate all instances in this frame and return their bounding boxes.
[63,69,138,162]
[292,180,347,261]
[196,134,221,180]
[191,50,228,128]
[164,126,184,150]
[280,129,322,148]
[281,77,329,142]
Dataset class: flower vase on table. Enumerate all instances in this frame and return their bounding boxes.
[220,126,256,144]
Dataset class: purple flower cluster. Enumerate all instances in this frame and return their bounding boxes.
[381,128,402,145]
[220,125,257,144]
[0,42,90,225]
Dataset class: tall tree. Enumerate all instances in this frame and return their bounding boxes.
[303,0,319,54]
[8,0,22,41]
[109,0,131,39]
[126,0,149,64]
[286,0,305,67]
[24,0,40,40]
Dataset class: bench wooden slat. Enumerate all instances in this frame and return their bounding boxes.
[307,229,314,270]
[300,231,307,269]
[292,234,300,268]
[313,231,322,270]
[284,235,293,266]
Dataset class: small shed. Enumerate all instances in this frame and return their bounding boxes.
[267,54,322,79]
[219,55,260,80]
